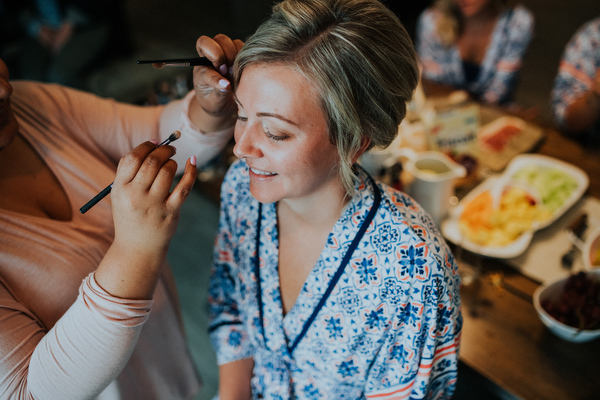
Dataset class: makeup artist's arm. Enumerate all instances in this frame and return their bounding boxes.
[157,34,243,173]
[94,142,197,299]
[2,143,196,399]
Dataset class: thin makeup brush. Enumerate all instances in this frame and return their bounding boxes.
[136,57,213,67]
[79,131,182,214]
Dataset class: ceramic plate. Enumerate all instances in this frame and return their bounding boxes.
[441,154,588,258]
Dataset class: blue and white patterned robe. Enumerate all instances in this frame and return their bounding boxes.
[208,159,462,400]
[551,17,600,136]
[415,5,534,105]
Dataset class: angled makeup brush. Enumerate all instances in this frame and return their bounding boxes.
[136,57,213,67]
[79,131,181,214]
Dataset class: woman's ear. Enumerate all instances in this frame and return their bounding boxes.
[351,136,372,164]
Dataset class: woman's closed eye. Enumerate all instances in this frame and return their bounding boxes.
[263,125,289,141]
[235,113,289,141]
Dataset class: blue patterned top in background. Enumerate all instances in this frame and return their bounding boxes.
[208,159,462,400]
[415,5,534,105]
[551,17,600,136]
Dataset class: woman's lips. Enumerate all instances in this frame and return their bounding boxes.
[249,167,277,177]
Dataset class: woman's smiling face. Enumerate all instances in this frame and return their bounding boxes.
[233,63,343,205]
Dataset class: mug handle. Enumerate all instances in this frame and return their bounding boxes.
[393,147,417,163]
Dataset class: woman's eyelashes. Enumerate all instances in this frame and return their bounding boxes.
[235,114,289,141]
[263,124,288,141]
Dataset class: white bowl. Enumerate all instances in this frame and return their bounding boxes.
[533,268,600,343]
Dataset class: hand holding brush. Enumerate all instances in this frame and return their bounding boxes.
[94,134,197,299]
[80,131,182,214]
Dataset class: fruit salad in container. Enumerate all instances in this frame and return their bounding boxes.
[511,165,579,214]
[441,154,588,258]
[459,186,551,247]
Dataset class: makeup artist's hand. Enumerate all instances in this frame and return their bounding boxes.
[188,34,244,133]
[95,141,197,299]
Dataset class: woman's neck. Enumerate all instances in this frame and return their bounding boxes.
[458,4,500,64]
[463,4,499,29]
[277,180,349,230]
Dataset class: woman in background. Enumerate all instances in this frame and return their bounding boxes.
[551,16,600,138]
[415,0,534,105]
[208,0,462,399]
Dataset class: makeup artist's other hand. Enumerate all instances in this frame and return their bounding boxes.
[111,141,197,259]
[192,34,243,122]
[95,141,196,299]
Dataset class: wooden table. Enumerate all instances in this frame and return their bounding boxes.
[454,121,600,399]
[457,251,600,400]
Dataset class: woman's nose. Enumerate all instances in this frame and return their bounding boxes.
[233,123,263,159]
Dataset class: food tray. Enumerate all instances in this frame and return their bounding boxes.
[476,109,545,172]
[503,154,588,229]
[441,154,588,258]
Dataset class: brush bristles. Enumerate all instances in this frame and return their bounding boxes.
[169,130,181,142]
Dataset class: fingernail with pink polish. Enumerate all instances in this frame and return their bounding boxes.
[190,155,197,166]
[150,139,159,145]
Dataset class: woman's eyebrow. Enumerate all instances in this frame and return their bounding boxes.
[256,112,298,127]
[233,93,298,126]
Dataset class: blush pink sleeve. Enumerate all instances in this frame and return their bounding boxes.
[1,273,152,400]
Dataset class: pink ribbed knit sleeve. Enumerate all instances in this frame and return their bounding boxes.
[1,273,152,399]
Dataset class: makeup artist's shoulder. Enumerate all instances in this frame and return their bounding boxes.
[11,80,71,109]
[15,80,83,100]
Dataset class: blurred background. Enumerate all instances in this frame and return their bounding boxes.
[2,0,600,123]
[2,1,599,399]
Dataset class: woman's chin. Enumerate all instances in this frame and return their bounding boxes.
[249,185,281,205]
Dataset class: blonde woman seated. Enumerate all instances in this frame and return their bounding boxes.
[415,0,534,105]
[208,0,463,399]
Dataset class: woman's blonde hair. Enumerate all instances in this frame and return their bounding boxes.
[232,0,419,194]
[434,0,509,46]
